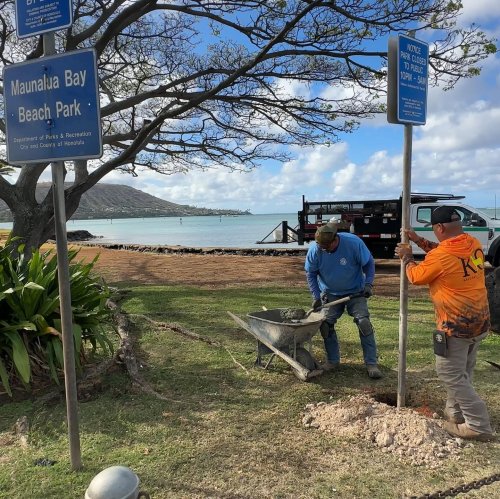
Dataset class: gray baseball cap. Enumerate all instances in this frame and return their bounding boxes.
[315,223,338,245]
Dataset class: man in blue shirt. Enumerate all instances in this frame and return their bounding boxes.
[305,223,382,379]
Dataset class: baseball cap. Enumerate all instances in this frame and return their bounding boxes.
[315,223,338,245]
[430,206,461,225]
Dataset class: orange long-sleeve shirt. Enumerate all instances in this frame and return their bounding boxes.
[405,233,490,338]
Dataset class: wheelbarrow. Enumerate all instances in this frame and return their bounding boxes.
[227,296,352,381]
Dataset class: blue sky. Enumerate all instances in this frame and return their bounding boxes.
[64,1,500,213]
[106,0,500,213]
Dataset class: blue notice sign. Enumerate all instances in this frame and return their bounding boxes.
[397,34,429,125]
[16,0,72,39]
[4,49,102,164]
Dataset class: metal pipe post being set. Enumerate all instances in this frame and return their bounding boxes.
[387,30,429,409]
[43,32,82,470]
[397,124,412,409]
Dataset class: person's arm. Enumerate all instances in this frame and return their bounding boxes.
[413,236,438,254]
[405,229,438,254]
[304,246,322,300]
[306,271,321,300]
[404,250,443,285]
[362,254,375,285]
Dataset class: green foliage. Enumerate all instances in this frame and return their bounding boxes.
[446,1,463,14]
[484,42,497,54]
[0,246,112,396]
[467,67,481,76]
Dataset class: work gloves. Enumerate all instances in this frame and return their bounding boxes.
[312,298,322,311]
[364,283,373,298]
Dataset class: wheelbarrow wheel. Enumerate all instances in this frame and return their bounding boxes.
[293,347,316,373]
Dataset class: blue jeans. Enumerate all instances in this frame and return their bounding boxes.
[322,294,378,365]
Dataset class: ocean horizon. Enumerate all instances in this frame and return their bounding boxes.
[0,208,497,249]
[1,213,302,249]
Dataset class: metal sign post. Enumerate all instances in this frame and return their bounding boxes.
[43,32,82,471]
[7,0,101,472]
[398,124,412,408]
[52,160,82,470]
[387,33,429,408]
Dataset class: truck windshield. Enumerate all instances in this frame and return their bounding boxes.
[416,206,487,227]
[473,207,496,220]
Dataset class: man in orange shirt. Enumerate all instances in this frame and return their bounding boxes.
[395,206,493,441]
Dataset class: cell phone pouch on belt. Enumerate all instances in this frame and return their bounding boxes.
[433,330,447,357]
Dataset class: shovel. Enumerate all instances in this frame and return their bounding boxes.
[303,295,354,319]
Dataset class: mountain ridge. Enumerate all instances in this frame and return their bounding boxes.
[0,183,250,222]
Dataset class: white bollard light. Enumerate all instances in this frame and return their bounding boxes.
[85,465,149,499]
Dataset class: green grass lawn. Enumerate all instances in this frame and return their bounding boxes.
[0,285,499,498]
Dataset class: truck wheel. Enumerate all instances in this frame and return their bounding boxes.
[486,267,500,334]
[495,249,500,268]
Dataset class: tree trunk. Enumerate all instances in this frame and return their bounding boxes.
[7,182,84,258]
[9,203,54,257]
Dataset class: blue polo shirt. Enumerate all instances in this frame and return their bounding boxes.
[305,232,375,299]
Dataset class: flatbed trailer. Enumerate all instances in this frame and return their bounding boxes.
[297,195,405,257]
[295,193,500,262]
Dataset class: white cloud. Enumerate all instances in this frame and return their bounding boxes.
[460,0,500,24]
[329,151,403,199]
[416,106,500,152]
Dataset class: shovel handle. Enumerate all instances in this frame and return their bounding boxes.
[321,295,353,309]
[306,293,361,316]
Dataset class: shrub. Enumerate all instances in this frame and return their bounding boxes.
[0,245,113,396]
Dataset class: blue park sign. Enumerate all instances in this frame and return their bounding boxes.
[387,34,429,126]
[396,34,429,125]
[15,0,73,39]
[3,49,102,164]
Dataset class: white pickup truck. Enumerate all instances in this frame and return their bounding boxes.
[297,193,500,266]
[409,197,500,265]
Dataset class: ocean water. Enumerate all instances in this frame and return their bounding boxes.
[0,213,301,248]
[0,208,497,249]
[480,208,499,219]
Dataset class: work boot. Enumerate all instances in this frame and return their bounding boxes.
[442,422,494,441]
[366,364,382,379]
[443,407,465,424]
[321,361,340,372]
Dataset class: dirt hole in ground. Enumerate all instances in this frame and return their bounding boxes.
[302,394,468,468]
[373,391,415,407]
[373,391,398,406]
